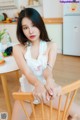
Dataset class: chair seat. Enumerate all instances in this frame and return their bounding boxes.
[30,104,67,120]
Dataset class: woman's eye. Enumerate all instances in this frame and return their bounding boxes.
[23,27,28,30]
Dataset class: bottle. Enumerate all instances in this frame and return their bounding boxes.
[0,42,3,52]
[6,31,12,47]
[0,52,3,61]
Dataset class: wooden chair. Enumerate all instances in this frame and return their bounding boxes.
[12,80,80,120]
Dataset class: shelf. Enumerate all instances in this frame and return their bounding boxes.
[27,4,41,7]
[0,0,18,10]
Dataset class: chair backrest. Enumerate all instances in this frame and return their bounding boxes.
[12,80,80,120]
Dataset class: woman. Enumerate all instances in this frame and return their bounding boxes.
[12,8,80,120]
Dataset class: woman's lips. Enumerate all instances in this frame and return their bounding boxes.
[29,35,36,39]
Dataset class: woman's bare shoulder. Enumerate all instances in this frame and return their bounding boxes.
[13,44,24,49]
[13,44,27,55]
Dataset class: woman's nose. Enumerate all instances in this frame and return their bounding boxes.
[29,27,33,34]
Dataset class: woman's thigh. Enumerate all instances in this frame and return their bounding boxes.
[44,95,67,111]
[43,94,80,117]
[11,100,32,120]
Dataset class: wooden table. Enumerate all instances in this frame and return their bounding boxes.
[0,56,19,120]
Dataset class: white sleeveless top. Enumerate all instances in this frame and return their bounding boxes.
[19,40,48,93]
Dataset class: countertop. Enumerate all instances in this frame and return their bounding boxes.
[0,18,63,24]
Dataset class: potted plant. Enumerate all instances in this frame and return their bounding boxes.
[0,29,6,52]
[0,29,6,42]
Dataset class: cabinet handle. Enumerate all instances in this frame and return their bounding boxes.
[74,26,77,29]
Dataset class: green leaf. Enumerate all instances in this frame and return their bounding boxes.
[3,52,7,56]
[0,29,6,41]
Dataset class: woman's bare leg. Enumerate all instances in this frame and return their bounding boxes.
[11,100,32,120]
[44,95,80,120]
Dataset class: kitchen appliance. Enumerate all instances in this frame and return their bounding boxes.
[63,2,80,56]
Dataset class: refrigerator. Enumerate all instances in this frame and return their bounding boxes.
[63,2,80,56]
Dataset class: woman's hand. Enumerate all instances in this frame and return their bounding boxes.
[33,82,47,102]
[45,78,62,101]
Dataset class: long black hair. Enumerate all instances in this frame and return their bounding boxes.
[17,8,51,45]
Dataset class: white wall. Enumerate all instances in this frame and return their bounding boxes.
[0,0,43,18]
[0,0,63,18]
[0,23,63,53]
[46,24,62,53]
[0,0,63,53]
[43,0,63,18]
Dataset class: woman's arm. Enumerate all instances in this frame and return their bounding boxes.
[13,45,47,101]
[43,42,57,81]
[43,42,61,100]
[13,45,40,87]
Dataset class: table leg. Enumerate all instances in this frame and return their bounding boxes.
[16,70,19,80]
[1,75,12,120]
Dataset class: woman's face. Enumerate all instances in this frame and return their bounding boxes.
[22,17,40,42]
